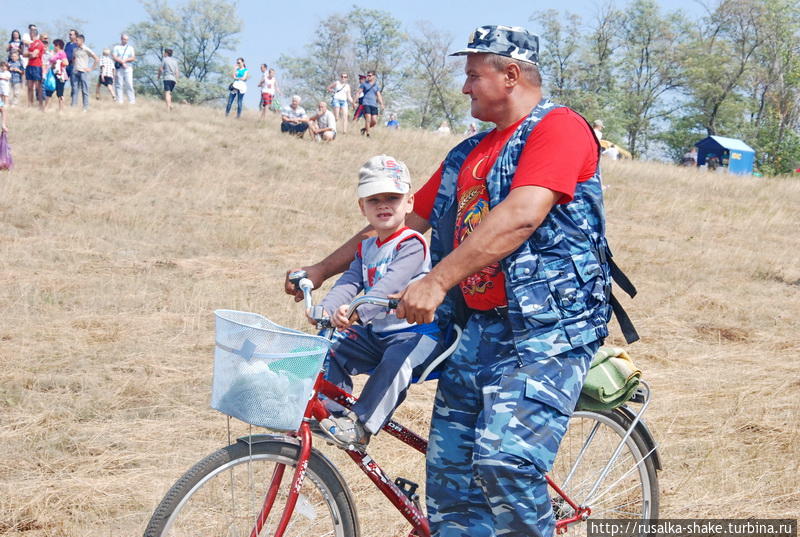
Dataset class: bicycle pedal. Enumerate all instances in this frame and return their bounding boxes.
[394,477,419,502]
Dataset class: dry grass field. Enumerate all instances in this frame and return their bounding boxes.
[1,99,798,536]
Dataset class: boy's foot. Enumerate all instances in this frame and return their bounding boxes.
[319,411,370,449]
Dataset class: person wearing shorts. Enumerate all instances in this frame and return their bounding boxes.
[327,73,353,134]
[25,28,45,109]
[259,67,277,120]
[358,71,383,137]
[158,48,179,111]
[96,49,116,101]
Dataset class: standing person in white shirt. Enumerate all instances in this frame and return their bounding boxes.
[112,33,136,104]
[593,119,604,140]
[258,67,278,119]
[326,73,353,134]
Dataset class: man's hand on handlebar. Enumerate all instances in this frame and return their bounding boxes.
[285,265,325,302]
[393,274,448,325]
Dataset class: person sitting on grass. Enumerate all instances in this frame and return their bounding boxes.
[280,95,309,138]
[308,155,446,448]
[308,101,336,142]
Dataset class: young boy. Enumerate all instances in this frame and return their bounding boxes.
[8,51,24,107]
[96,49,116,101]
[0,63,11,110]
[311,155,445,448]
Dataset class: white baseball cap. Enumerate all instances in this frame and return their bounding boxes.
[357,155,411,198]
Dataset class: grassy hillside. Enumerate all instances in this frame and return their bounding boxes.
[1,99,798,536]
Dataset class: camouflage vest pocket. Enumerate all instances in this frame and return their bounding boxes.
[544,250,604,317]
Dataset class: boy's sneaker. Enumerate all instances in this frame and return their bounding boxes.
[319,411,370,449]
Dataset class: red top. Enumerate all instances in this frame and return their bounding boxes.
[413,108,598,310]
[27,40,45,67]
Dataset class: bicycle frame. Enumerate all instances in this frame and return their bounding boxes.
[243,370,653,537]
[250,278,655,536]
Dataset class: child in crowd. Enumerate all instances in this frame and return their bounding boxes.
[310,155,446,448]
[8,51,23,106]
[96,49,116,101]
[0,63,11,111]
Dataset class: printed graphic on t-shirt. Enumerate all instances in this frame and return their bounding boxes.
[454,178,506,308]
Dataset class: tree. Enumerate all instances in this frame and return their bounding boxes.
[127,0,242,104]
[614,0,687,156]
[681,0,764,136]
[533,10,583,105]
[744,0,800,173]
[349,7,406,93]
[400,23,467,131]
[277,14,352,103]
[278,7,405,109]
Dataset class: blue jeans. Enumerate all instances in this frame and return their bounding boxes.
[225,90,243,117]
[71,71,89,109]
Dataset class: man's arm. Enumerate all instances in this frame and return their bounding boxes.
[376,90,384,109]
[395,185,558,324]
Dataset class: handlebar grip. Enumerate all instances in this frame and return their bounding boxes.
[288,270,308,289]
[388,298,400,310]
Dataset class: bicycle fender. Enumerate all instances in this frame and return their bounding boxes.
[235,433,361,533]
[616,407,662,471]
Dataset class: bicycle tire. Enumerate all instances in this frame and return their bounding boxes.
[550,408,659,533]
[143,436,359,537]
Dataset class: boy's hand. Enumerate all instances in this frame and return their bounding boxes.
[332,304,358,330]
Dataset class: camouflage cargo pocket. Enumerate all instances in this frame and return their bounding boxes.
[491,372,571,473]
[543,250,604,317]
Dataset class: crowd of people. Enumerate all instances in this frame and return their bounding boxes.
[270,69,386,142]
[0,24,416,140]
[1,26,141,118]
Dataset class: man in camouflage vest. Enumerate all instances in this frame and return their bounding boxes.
[287,24,612,537]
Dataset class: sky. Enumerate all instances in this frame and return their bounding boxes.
[3,0,704,110]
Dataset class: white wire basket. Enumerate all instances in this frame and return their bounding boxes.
[210,310,332,431]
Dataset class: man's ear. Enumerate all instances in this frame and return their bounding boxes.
[505,62,521,88]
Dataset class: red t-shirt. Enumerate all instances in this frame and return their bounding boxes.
[413,108,598,310]
[27,40,45,67]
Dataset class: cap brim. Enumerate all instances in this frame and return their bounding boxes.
[357,182,410,199]
[449,48,480,57]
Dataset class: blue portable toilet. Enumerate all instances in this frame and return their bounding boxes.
[695,136,755,175]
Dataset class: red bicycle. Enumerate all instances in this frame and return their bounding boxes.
[144,273,660,537]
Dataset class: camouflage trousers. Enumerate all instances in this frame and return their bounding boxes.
[426,312,599,537]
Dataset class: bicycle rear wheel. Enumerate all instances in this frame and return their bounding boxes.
[144,436,359,537]
[550,409,659,533]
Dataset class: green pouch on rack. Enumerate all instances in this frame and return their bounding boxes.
[577,346,641,411]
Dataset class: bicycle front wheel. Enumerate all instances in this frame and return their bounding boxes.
[550,409,659,532]
[144,436,359,537]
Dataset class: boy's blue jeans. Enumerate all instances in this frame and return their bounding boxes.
[324,324,445,434]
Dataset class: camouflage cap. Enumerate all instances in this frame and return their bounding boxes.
[450,25,539,65]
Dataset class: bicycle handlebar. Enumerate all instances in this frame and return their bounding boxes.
[289,269,399,329]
